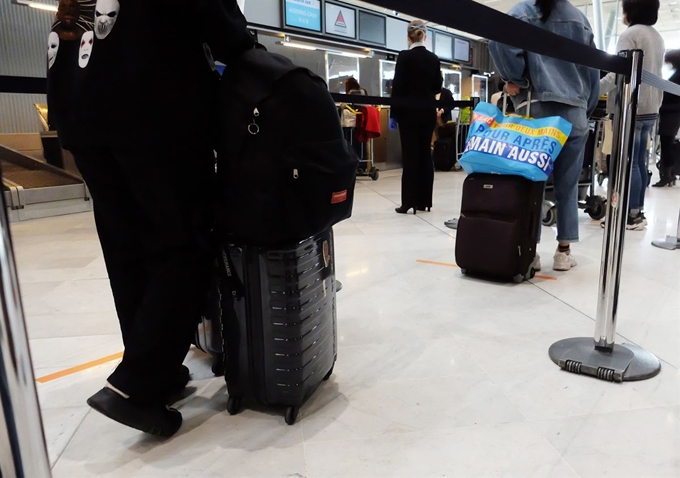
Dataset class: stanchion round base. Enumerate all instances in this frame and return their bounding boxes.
[651,236,680,251]
[549,337,661,382]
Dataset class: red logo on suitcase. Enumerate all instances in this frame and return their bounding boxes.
[331,190,348,204]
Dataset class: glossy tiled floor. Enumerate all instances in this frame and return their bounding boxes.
[12,169,680,478]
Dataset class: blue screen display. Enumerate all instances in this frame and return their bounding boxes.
[284,0,322,32]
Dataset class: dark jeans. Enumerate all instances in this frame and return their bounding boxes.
[71,144,214,402]
[399,118,436,208]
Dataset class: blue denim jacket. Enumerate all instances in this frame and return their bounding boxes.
[488,0,600,116]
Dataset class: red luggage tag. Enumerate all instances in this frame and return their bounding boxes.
[331,190,348,204]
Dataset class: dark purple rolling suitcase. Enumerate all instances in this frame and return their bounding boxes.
[455,173,543,283]
[220,229,338,425]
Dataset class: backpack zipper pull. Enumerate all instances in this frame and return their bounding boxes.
[248,107,260,135]
[293,169,299,179]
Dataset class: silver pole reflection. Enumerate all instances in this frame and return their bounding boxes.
[0,171,52,477]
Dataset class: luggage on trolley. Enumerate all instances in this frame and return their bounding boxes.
[542,119,607,226]
[220,229,338,425]
[456,173,543,283]
[342,105,380,181]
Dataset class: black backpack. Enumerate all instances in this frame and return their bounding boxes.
[216,48,358,246]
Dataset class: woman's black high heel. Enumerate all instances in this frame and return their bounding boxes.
[395,206,417,214]
[653,168,677,188]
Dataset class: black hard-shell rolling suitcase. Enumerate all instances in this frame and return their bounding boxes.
[433,137,458,171]
[221,229,337,425]
[455,173,543,283]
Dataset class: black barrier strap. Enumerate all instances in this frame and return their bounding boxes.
[642,70,680,98]
[330,93,476,109]
[0,76,47,95]
[364,0,629,75]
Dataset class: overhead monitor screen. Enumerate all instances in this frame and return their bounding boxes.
[325,2,356,39]
[425,29,434,51]
[434,32,453,61]
[358,11,386,45]
[283,0,322,32]
[454,37,471,63]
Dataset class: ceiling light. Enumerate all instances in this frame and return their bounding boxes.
[334,51,372,59]
[279,41,318,51]
[12,0,57,12]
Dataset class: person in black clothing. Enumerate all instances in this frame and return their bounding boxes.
[47,0,254,437]
[653,49,680,187]
[437,87,455,125]
[391,20,443,214]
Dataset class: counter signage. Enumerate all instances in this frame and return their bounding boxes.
[284,0,322,32]
[325,2,356,39]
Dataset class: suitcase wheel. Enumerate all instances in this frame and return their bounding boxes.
[543,206,557,227]
[227,395,242,416]
[370,167,379,181]
[512,274,525,284]
[285,406,300,426]
[586,196,606,221]
[460,268,468,275]
[323,365,335,381]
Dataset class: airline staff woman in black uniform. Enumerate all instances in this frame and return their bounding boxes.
[391,20,443,214]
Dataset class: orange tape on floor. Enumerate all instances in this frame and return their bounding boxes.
[36,351,123,383]
[416,259,557,281]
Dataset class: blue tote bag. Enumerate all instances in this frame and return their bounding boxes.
[458,100,573,182]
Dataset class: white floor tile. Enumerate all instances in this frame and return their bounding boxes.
[8,168,679,476]
[533,406,680,478]
[304,422,577,477]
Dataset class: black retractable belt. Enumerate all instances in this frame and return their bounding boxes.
[0,76,47,94]
[330,93,476,110]
[363,0,629,75]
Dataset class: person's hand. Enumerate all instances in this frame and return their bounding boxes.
[437,108,444,117]
[506,83,521,96]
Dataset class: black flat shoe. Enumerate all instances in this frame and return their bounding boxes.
[395,206,416,214]
[168,365,190,394]
[87,388,182,437]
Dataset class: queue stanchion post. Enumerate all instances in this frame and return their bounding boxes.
[549,50,662,382]
[652,208,680,251]
[0,167,52,477]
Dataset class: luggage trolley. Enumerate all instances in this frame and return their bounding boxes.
[341,104,379,181]
[542,119,608,226]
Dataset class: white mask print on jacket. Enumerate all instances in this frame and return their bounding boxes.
[79,31,94,68]
[47,32,60,69]
[94,0,120,40]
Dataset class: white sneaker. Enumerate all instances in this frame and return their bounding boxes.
[553,249,577,271]
[533,253,542,271]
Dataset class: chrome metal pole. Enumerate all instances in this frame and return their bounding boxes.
[594,50,644,350]
[592,0,606,51]
[0,175,52,476]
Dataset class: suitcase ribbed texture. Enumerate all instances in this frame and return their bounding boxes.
[227,229,337,410]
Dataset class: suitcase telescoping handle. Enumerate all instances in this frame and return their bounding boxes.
[502,88,532,117]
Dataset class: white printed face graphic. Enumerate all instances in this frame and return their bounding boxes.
[78,31,94,68]
[94,0,120,39]
[47,32,60,69]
